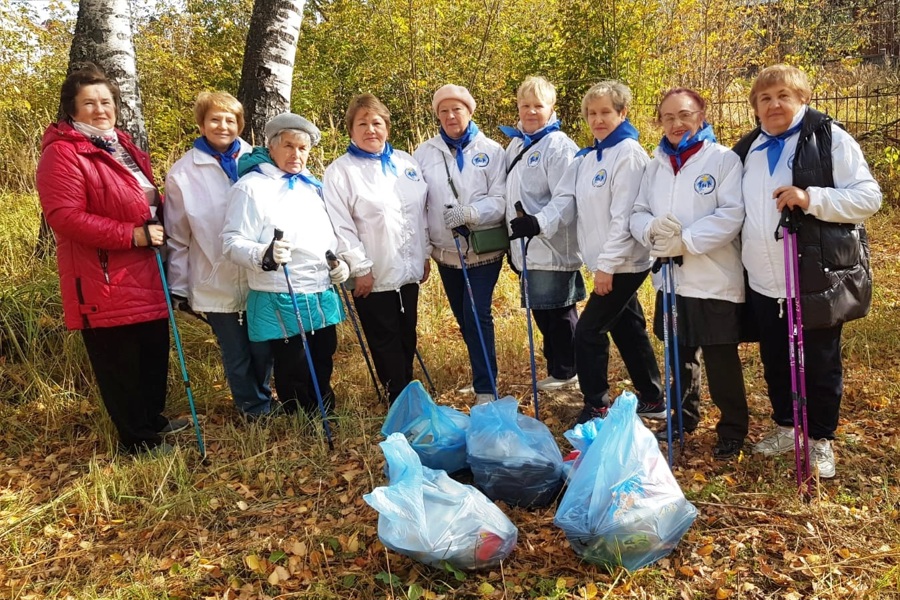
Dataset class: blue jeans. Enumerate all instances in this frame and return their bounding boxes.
[207,312,274,415]
[438,260,502,395]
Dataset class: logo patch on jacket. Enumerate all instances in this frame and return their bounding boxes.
[527,151,541,167]
[694,174,716,195]
[592,169,608,187]
[472,153,490,167]
[404,167,420,181]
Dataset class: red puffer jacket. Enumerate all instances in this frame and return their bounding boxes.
[36,121,169,330]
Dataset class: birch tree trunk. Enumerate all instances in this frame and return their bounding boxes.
[66,0,147,151]
[238,0,306,144]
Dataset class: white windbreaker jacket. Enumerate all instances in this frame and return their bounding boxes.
[323,149,430,293]
[221,163,338,295]
[165,139,252,313]
[630,141,745,302]
[504,124,581,272]
[741,106,882,299]
[554,138,652,275]
[414,131,506,267]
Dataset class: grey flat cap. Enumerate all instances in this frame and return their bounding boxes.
[265,113,321,146]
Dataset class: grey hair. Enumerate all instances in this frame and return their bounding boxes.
[581,80,632,119]
[268,129,312,150]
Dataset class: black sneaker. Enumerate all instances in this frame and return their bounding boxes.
[574,404,608,426]
[636,400,667,420]
[654,425,693,442]
[159,417,190,435]
[713,438,744,460]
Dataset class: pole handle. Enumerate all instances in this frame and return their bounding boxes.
[274,228,284,241]
[325,250,338,268]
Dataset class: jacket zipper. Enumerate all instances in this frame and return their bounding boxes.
[97,249,110,284]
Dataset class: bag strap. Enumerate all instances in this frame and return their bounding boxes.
[441,154,461,200]
[506,139,539,175]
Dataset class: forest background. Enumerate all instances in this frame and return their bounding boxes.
[2,0,900,599]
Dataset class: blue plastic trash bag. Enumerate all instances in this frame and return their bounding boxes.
[561,417,605,480]
[382,380,470,474]
[363,433,518,570]
[554,391,697,571]
[466,397,564,507]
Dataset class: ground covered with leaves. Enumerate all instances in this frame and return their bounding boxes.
[2,208,900,600]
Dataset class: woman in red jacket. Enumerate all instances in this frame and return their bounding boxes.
[36,63,183,455]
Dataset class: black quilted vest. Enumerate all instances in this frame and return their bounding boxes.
[733,108,872,329]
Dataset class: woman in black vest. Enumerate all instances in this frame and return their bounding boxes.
[737,64,881,479]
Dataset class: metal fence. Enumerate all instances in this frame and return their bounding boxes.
[704,86,900,146]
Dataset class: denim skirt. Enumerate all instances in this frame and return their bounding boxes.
[520,269,586,310]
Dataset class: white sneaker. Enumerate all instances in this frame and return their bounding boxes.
[812,438,835,479]
[752,425,795,456]
[537,375,578,391]
[458,385,475,395]
[475,393,494,405]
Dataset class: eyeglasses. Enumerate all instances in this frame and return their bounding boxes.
[660,110,702,126]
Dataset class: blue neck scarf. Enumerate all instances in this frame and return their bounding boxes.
[347,141,397,176]
[283,171,324,195]
[439,121,479,171]
[752,122,803,175]
[498,119,562,149]
[575,119,639,161]
[194,136,241,183]
[658,122,717,168]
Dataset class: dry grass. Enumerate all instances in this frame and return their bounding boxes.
[1,194,900,599]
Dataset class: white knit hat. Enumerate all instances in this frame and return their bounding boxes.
[431,84,476,115]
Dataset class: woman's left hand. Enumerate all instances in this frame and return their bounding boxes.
[773,185,810,211]
[421,259,431,284]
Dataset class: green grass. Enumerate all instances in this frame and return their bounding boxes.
[2,193,900,598]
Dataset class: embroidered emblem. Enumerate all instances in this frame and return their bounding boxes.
[526,150,541,167]
[472,152,490,167]
[694,174,716,195]
[592,169,608,187]
[404,167,420,181]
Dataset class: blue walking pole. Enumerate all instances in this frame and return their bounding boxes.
[450,223,499,401]
[326,251,384,403]
[515,202,540,420]
[660,260,674,467]
[150,243,206,458]
[274,229,334,451]
[666,258,685,451]
[415,347,437,397]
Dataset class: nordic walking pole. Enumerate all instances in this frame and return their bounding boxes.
[660,260,674,467]
[515,201,540,420]
[780,209,811,495]
[326,250,384,403]
[415,347,437,397]
[274,229,334,451]
[148,223,205,458]
[449,217,499,401]
[667,257,685,451]
[789,222,812,491]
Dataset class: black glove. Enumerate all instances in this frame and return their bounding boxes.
[509,212,540,240]
[261,238,279,271]
[171,294,191,312]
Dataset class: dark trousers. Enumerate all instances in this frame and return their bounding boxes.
[574,270,662,408]
[749,289,843,440]
[438,260,502,395]
[207,312,273,416]
[270,325,337,416]
[532,305,578,380]
[663,342,748,441]
[81,319,170,452]
[353,283,419,402]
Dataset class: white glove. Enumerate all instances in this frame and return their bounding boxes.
[443,204,475,230]
[649,213,682,242]
[273,239,292,264]
[329,259,350,284]
[650,233,685,258]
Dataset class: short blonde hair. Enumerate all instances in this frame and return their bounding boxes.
[517,76,556,106]
[193,91,245,134]
[581,80,632,119]
[344,93,391,133]
[749,64,812,110]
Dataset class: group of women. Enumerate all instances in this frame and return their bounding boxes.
[37,63,880,480]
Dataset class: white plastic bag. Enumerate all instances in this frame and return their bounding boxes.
[363,433,517,570]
